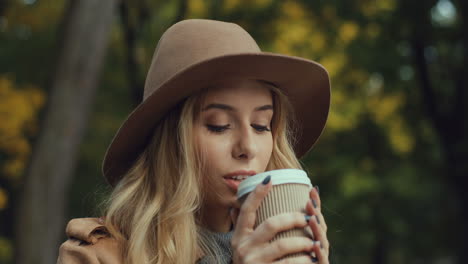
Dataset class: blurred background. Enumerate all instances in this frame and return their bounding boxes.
[0,0,467,263]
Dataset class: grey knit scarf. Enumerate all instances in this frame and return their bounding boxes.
[197,229,233,264]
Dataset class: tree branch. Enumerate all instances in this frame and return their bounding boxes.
[172,0,188,25]
[119,0,143,106]
[410,37,446,137]
[453,0,468,134]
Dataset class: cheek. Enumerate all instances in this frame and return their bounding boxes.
[265,137,273,161]
[196,132,230,172]
[201,136,229,159]
[259,136,274,165]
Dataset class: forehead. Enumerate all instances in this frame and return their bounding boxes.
[202,79,273,105]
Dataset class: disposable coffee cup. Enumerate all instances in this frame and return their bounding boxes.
[237,169,313,258]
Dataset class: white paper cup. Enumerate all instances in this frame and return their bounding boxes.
[237,169,313,259]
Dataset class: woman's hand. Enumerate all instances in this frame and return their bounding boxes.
[230,176,330,263]
[306,186,329,263]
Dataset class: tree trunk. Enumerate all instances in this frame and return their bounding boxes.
[119,0,188,107]
[411,4,468,260]
[451,1,468,261]
[14,0,118,263]
[119,0,144,106]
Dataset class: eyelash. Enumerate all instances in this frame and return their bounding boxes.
[206,124,271,133]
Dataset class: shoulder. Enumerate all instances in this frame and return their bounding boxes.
[57,217,124,264]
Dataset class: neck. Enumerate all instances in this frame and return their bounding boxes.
[199,205,232,233]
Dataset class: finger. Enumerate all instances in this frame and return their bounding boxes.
[305,201,329,253]
[260,236,314,262]
[305,200,327,234]
[309,216,329,253]
[312,241,329,264]
[251,212,309,244]
[235,175,272,236]
[230,208,239,227]
[309,186,327,235]
[309,186,321,212]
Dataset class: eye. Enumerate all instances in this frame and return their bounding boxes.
[206,124,230,133]
[251,124,271,132]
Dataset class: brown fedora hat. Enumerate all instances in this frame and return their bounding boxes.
[102,19,330,186]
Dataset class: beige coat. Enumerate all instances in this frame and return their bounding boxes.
[56,218,123,264]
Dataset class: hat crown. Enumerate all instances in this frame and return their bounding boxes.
[143,19,261,99]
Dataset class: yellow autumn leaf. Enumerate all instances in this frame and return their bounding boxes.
[339,21,359,44]
[283,1,306,19]
[368,93,404,123]
[326,89,364,131]
[273,18,314,56]
[308,32,326,54]
[343,69,368,85]
[0,76,44,180]
[0,137,30,157]
[25,86,46,109]
[367,92,414,154]
[223,0,241,11]
[3,158,25,180]
[225,0,272,10]
[377,0,397,12]
[360,0,396,17]
[188,0,208,18]
[360,2,378,17]
[253,0,273,8]
[319,52,347,78]
[388,119,414,154]
[5,0,65,32]
[322,5,337,21]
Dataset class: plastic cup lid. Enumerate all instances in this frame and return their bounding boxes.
[236,169,312,199]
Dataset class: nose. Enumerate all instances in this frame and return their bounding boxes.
[232,126,257,161]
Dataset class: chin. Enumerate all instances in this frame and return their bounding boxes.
[217,195,238,210]
[226,195,241,209]
[204,181,239,208]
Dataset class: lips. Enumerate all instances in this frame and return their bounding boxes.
[223,170,256,192]
[226,175,250,180]
[223,170,257,180]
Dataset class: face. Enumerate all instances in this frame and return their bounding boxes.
[194,79,274,210]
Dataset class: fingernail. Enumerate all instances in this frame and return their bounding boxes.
[312,199,317,208]
[305,215,311,223]
[315,215,321,225]
[315,185,320,194]
[314,240,323,249]
[262,175,271,185]
[311,256,318,262]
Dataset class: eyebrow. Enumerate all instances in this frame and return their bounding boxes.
[202,103,273,112]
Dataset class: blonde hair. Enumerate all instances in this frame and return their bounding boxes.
[103,82,302,263]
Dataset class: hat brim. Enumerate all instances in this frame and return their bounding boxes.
[103,52,330,186]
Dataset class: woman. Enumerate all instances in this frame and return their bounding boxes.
[57,19,331,263]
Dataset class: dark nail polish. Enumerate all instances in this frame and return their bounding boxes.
[262,175,271,185]
[315,185,320,194]
[305,215,311,223]
[315,215,321,225]
[312,199,317,209]
[311,256,318,262]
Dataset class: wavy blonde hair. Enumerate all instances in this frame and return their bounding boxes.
[103,82,303,263]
